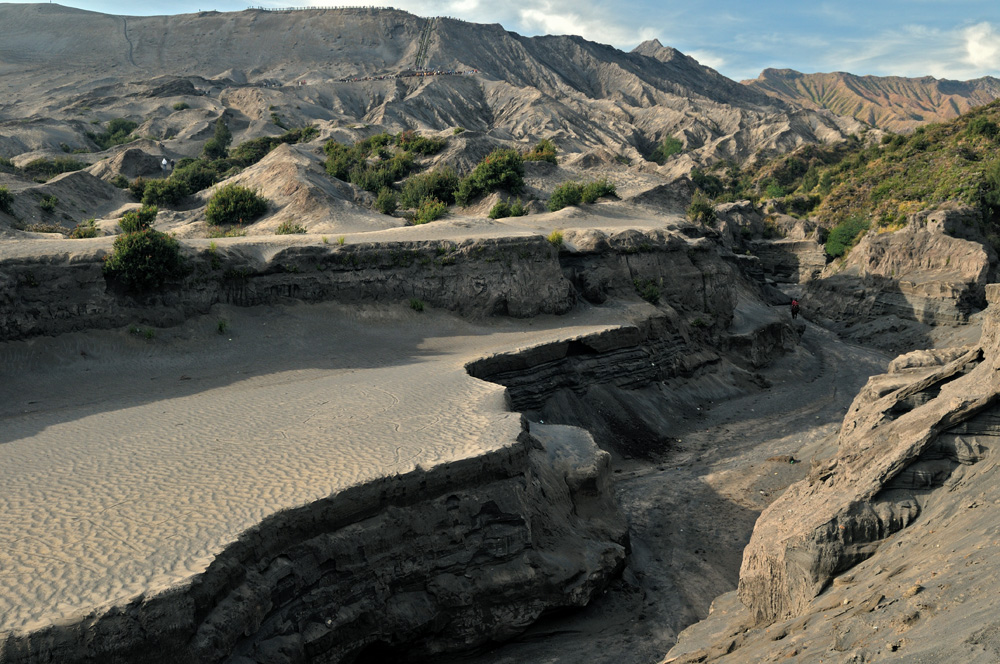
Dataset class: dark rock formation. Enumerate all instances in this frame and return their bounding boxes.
[0,421,627,664]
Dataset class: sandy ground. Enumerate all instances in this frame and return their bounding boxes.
[443,320,891,664]
[0,300,638,635]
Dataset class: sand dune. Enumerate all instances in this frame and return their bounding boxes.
[0,301,633,634]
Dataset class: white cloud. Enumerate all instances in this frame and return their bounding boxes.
[685,50,726,71]
[964,22,1000,70]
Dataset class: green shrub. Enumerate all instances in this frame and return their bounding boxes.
[202,117,232,160]
[633,278,660,304]
[412,197,447,224]
[0,186,13,214]
[396,130,446,155]
[687,190,715,223]
[376,187,398,215]
[129,176,148,200]
[87,118,137,150]
[119,205,158,233]
[581,178,616,203]
[170,158,229,193]
[454,149,524,206]
[651,136,683,164]
[409,298,425,312]
[509,198,527,217]
[205,183,268,226]
[142,178,189,206]
[401,167,459,207]
[488,200,511,219]
[229,126,318,167]
[275,220,307,234]
[270,112,289,130]
[207,225,248,238]
[825,216,870,258]
[548,182,582,211]
[690,168,724,197]
[110,174,129,189]
[103,228,187,293]
[39,195,57,212]
[453,127,465,135]
[524,138,557,164]
[21,157,87,180]
[172,102,190,111]
[967,116,999,139]
[547,230,563,246]
[69,218,98,238]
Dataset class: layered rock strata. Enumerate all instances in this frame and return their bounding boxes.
[0,421,627,664]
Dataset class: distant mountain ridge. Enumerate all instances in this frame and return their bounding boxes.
[0,4,864,172]
[744,68,1000,133]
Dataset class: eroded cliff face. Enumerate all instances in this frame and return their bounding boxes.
[664,285,1000,663]
[804,208,995,329]
[0,422,627,664]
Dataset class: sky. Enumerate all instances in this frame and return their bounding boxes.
[8,1,1000,81]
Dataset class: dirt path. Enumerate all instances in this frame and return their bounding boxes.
[443,320,890,664]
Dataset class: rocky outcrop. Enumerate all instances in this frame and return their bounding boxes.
[735,283,1000,626]
[804,209,994,328]
[0,421,627,664]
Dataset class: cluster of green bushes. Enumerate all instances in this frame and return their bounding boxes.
[684,99,1000,257]
[275,220,306,234]
[488,198,527,219]
[20,157,87,181]
[119,205,158,233]
[400,167,460,207]
[454,149,524,206]
[229,126,318,166]
[524,139,557,164]
[686,190,715,223]
[130,120,315,207]
[547,178,616,211]
[324,131,446,194]
[88,118,138,151]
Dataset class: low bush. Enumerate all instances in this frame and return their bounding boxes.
[488,200,511,219]
[88,118,137,150]
[21,157,87,180]
[69,218,98,238]
[142,178,189,207]
[119,205,158,233]
[633,278,660,304]
[275,221,307,234]
[825,215,870,258]
[229,126,318,167]
[39,195,57,212]
[396,130,446,155]
[454,149,524,206]
[687,190,715,223]
[400,167,459,207]
[0,186,13,214]
[205,184,268,226]
[581,178,616,203]
[650,136,683,164]
[524,138,557,164]
[547,230,563,246]
[548,182,582,211]
[202,117,233,160]
[103,228,187,293]
[412,197,447,224]
[172,102,190,111]
[509,198,527,217]
[376,187,398,215]
[110,174,129,189]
